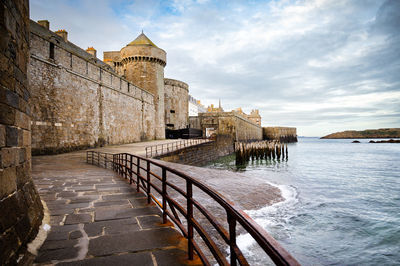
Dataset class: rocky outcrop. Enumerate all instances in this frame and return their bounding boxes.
[321,128,400,139]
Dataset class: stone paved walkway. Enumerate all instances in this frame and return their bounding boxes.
[32,149,201,265]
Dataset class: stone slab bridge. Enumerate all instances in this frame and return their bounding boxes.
[32,141,202,265]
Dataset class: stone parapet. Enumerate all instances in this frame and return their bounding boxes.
[164,78,189,91]
[157,135,234,166]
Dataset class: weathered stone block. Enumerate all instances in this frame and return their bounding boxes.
[16,161,29,188]
[1,147,17,167]
[83,218,139,237]
[57,252,153,266]
[0,166,16,198]
[15,109,29,130]
[40,239,79,251]
[22,128,30,146]
[6,125,18,146]
[5,89,19,109]
[35,247,80,263]
[18,147,26,163]
[0,102,15,125]
[88,227,180,256]
[64,213,92,224]
[0,124,5,147]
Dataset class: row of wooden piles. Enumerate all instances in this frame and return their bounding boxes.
[235,140,288,164]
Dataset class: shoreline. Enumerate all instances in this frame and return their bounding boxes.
[156,160,285,211]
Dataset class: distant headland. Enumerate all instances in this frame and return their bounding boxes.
[321,128,400,139]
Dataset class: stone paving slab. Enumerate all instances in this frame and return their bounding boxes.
[88,227,182,256]
[57,252,153,266]
[32,151,201,265]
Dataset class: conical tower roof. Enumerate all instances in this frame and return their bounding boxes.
[127,32,158,47]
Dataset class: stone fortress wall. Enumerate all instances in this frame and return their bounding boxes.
[164,78,189,130]
[190,112,262,141]
[29,21,156,154]
[262,127,298,142]
[0,1,44,264]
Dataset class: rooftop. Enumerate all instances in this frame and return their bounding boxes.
[128,32,158,48]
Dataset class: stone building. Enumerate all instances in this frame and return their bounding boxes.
[188,95,206,116]
[29,22,189,154]
[232,108,262,126]
[206,100,224,113]
[248,109,261,126]
[0,0,44,264]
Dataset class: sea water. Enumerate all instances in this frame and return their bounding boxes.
[207,137,400,265]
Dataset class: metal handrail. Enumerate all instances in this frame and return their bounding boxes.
[145,138,211,158]
[86,151,300,266]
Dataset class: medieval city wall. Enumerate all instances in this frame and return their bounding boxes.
[262,127,297,142]
[0,1,44,264]
[194,112,262,141]
[233,114,263,141]
[157,135,234,166]
[29,21,156,154]
[164,78,188,130]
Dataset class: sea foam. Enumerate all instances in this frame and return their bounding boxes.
[236,183,298,256]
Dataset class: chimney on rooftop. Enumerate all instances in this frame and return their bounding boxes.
[55,29,68,42]
[37,20,49,30]
[86,47,97,58]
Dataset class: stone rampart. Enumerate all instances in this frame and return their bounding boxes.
[0,1,44,264]
[262,127,297,143]
[157,135,234,166]
[29,21,156,154]
[191,112,262,141]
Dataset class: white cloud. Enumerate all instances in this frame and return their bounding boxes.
[30,0,400,136]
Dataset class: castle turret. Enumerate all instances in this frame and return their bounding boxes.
[120,32,167,139]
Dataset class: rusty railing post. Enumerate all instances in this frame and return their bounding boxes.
[112,154,115,171]
[147,160,151,204]
[136,157,140,192]
[187,180,194,260]
[128,154,132,183]
[123,153,126,178]
[119,154,122,175]
[162,168,167,223]
[228,213,238,266]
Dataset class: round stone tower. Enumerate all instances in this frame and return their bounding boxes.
[120,33,166,139]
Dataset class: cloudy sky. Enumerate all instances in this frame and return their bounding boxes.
[30,0,400,136]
